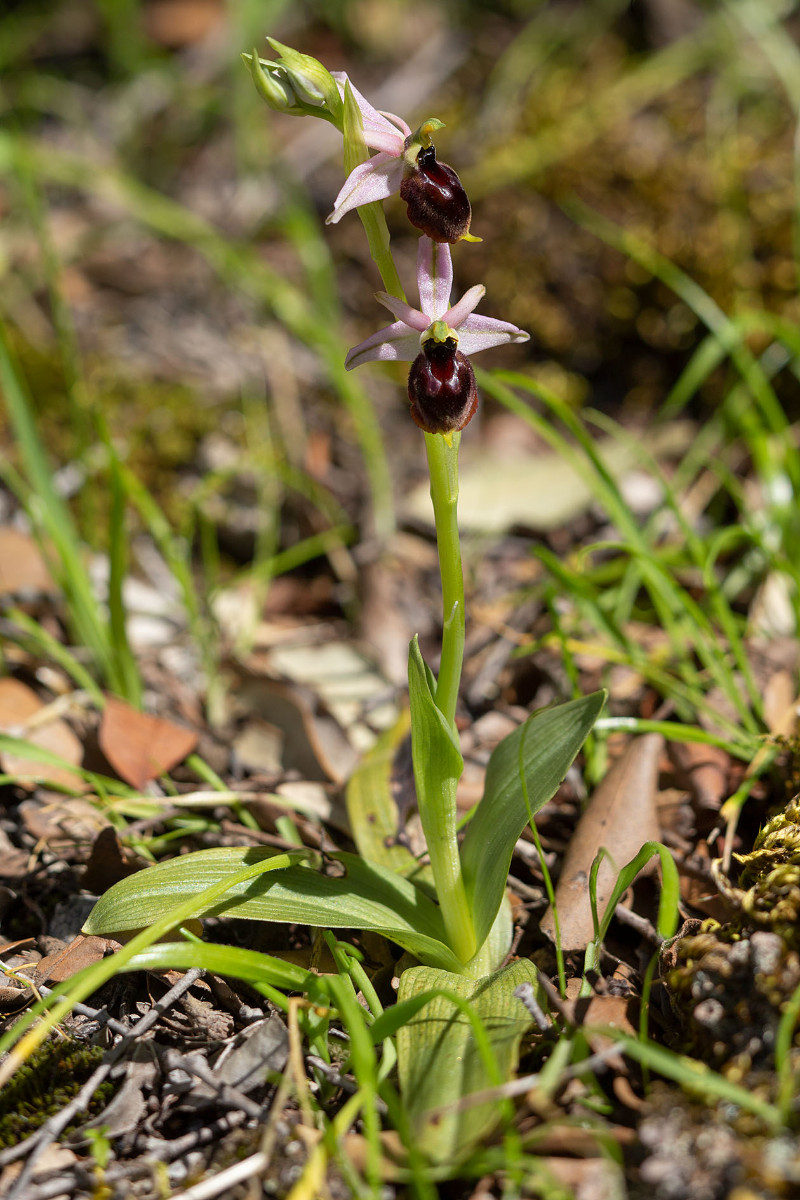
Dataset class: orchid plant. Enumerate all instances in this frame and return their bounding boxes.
[83,39,605,1157]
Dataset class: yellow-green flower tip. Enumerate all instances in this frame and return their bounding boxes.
[424,318,457,344]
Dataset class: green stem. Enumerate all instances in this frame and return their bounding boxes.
[424,431,465,731]
[357,205,406,301]
[416,430,474,964]
[423,785,476,963]
[409,634,476,963]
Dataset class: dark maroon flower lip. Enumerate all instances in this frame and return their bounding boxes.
[408,338,479,435]
[400,145,472,245]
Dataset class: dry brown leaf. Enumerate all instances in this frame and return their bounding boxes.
[85,1044,158,1140]
[0,678,86,793]
[30,934,117,985]
[667,740,730,815]
[99,695,198,789]
[0,827,30,882]
[82,826,145,892]
[0,986,32,1015]
[748,572,797,638]
[706,639,799,740]
[295,1126,405,1179]
[540,733,663,952]
[613,1072,649,1112]
[359,554,418,687]
[0,528,55,596]
[678,841,729,922]
[737,665,799,791]
[19,796,106,843]
[232,717,284,775]
[561,977,639,1038]
[521,1123,636,1155]
[304,429,332,480]
[0,677,56,727]
[232,674,357,784]
[406,424,695,535]
[0,1144,78,1193]
[762,668,798,738]
[268,945,338,975]
[536,1156,624,1195]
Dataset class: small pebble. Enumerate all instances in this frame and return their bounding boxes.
[726,939,751,969]
[693,998,725,1028]
[749,931,783,976]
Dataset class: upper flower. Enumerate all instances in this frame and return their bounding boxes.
[345,238,529,371]
[244,43,475,243]
[326,78,473,243]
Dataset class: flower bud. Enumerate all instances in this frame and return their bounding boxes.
[266,39,343,122]
[243,51,297,112]
[407,337,478,434]
[400,145,472,244]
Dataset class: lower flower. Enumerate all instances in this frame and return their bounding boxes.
[345,238,529,435]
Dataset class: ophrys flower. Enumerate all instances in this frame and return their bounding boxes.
[245,45,474,243]
[346,238,529,433]
[326,79,473,244]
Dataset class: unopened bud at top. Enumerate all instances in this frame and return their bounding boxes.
[243,51,297,112]
[243,40,343,127]
[266,39,343,122]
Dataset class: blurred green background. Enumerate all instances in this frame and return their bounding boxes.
[3,0,800,523]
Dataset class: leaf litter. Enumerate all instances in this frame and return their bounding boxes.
[5,453,799,1198]
[4,458,799,1196]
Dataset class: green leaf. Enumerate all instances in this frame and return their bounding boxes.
[120,941,318,995]
[83,846,462,972]
[464,894,513,977]
[345,709,425,878]
[408,635,477,965]
[609,1032,782,1131]
[582,839,680,986]
[0,851,312,1077]
[0,733,84,784]
[407,635,463,817]
[0,732,136,795]
[396,958,539,1162]
[461,691,606,948]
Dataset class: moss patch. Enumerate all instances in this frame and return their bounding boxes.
[0,1038,115,1149]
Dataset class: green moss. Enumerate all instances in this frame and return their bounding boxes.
[90,366,224,519]
[0,1039,116,1149]
[1,331,228,528]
